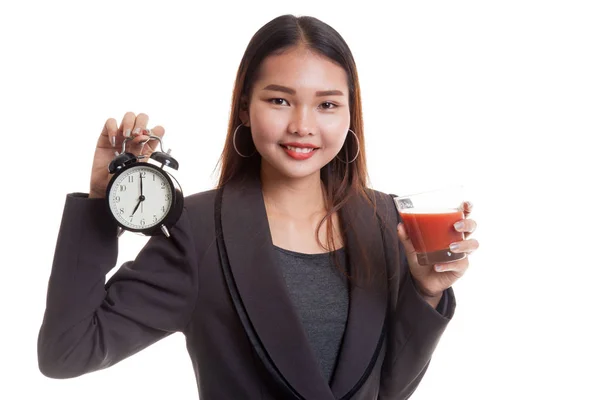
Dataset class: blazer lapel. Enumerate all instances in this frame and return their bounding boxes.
[220,174,334,400]
[221,175,389,399]
[329,191,389,398]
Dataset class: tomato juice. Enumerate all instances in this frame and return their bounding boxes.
[399,208,466,265]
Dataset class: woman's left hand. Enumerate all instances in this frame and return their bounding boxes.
[396,201,480,300]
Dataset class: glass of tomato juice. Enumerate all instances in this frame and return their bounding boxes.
[393,185,467,266]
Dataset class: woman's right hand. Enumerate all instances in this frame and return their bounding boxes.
[89,112,165,199]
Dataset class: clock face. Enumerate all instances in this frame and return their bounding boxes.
[107,165,173,230]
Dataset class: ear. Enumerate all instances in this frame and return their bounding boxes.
[239,96,250,127]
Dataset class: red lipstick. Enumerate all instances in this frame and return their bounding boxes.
[280,142,319,160]
[280,142,319,148]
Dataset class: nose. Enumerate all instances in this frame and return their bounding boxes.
[287,106,316,136]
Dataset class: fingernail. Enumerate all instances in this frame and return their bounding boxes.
[454,221,464,230]
[124,129,131,137]
[133,127,141,136]
[142,128,151,135]
[111,136,116,147]
[449,243,460,252]
[435,265,444,272]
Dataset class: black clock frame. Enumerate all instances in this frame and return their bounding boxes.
[105,161,183,236]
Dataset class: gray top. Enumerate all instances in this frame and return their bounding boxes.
[275,245,349,384]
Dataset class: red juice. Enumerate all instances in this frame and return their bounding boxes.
[399,208,466,265]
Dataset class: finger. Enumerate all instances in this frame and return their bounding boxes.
[396,221,417,257]
[453,219,477,234]
[119,111,137,139]
[461,201,474,218]
[120,112,151,153]
[98,118,118,148]
[149,125,166,153]
[149,125,165,138]
[133,125,166,155]
[435,257,469,273]
[131,112,149,137]
[448,238,479,254]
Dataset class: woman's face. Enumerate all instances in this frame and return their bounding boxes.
[241,46,351,182]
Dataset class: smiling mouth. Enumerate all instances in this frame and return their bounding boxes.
[279,144,318,154]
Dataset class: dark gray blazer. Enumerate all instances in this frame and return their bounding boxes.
[38,173,455,399]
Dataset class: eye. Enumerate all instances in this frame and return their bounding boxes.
[269,98,289,106]
[319,102,337,110]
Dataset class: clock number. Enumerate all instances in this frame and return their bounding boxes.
[140,219,145,226]
[128,175,134,183]
[161,182,166,189]
[115,196,120,202]
[141,171,147,178]
[161,205,166,212]
[119,185,127,192]
[153,215,158,222]
[152,174,156,182]
[119,208,124,214]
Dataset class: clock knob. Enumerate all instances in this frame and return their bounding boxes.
[108,152,137,174]
[150,150,179,170]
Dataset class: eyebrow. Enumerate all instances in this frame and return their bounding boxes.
[262,84,344,97]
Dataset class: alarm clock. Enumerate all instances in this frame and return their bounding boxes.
[106,135,183,238]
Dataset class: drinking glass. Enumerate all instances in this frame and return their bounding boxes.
[393,185,466,266]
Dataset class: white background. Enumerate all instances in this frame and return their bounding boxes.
[1,0,598,399]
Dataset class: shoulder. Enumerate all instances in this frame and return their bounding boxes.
[360,188,401,235]
[184,188,218,207]
[181,188,218,221]
[365,188,394,203]
[365,188,397,217]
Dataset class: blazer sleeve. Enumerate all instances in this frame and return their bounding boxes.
[378,273,456,399]
[37,193,198,379]
[378,194,457,399]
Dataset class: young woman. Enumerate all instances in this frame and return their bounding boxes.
[38,14,479,399]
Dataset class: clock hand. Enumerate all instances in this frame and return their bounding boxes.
[130,199,142,217]
[139,172,144,214]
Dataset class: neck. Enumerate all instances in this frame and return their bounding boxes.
[260,162,326,219]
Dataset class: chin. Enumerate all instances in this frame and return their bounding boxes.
[260,154,328,181]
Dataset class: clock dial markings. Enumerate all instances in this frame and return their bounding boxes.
[108,165,173,230]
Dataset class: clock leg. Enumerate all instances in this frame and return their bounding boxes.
[117,227,125,238]
[160,225,171,238]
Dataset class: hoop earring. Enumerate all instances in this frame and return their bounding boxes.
[233,123,256,158]
[336,129,360,163]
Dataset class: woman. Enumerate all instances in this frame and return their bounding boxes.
[38,14,479,399]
